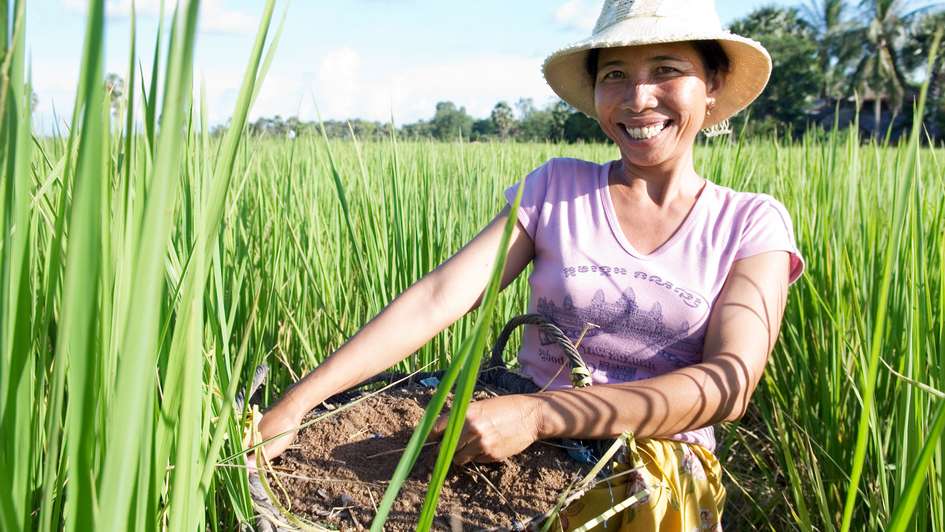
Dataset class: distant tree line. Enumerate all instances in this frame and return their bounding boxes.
[90,2,943,143]
[240,98,609,143]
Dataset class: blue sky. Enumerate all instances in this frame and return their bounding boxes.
[29,0,802,132]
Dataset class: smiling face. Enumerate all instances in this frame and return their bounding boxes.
[593,42,723,171]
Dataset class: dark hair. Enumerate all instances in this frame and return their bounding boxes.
[584,40,731,85]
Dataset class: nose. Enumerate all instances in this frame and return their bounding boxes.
[620,80,658,113]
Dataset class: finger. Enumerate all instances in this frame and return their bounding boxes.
[430,413,449,440]
[452,435,482,466]
[242,417,258,450]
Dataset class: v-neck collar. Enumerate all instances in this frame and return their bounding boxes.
[598,160,711,260]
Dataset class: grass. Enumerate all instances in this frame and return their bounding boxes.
[3,1,945,530]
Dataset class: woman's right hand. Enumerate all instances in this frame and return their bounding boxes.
[247,402,305,466]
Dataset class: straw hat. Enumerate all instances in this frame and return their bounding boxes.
[542,0,772,129]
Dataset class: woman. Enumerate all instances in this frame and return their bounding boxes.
[256,0,805,529]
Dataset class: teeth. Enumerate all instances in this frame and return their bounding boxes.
[624,122,666,140]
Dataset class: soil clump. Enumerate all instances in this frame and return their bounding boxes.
[269,385,590,531]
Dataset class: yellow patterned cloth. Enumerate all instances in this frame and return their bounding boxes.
[552,438,726,531]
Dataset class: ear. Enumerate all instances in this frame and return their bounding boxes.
[706,70,725,100]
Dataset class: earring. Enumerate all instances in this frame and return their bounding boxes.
[701,100,729,137]
[702,118,732,138]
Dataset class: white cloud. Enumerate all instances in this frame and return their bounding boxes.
[34,48,557,133]
[384,55,555,121]
[31,55,121,133]
[553,0,601,32]
[62,0,255,35]
[62,0,88,12]
[32,34,557,132]
[63,0,173,18]
[199,0,256,34]
[32,59,81,94]
[240,49,558,127]
[313,47,362,119]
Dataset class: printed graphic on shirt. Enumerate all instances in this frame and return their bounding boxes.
[562,265,707,310]
[533,266,711,381]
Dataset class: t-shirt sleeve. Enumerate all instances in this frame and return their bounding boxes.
[503,159,553,240]
[735,195,806,285]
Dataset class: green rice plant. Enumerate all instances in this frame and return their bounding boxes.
[839,29,942,532]
[0,0,284,529]
[413,180,525,531]
[888,401,945,532]
[0,1,34,531]
[227,131,943,531]
[97,1,201,527]
[8,0,945,528]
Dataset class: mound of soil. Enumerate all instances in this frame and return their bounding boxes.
[268,385,590,531]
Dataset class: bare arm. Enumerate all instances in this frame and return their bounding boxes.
[533,250,791,440]
[441,250,792,463]
[275,204,534,417]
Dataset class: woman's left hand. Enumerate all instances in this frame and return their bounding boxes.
[431,394,544,465]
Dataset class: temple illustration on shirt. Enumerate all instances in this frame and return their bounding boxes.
[535,287,706,369]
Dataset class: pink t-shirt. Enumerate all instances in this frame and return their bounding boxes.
[502,157,805,452]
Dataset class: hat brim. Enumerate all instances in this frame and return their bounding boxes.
[542,17,772,129]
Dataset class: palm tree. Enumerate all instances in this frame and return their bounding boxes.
[846,0,931,134]
[901,10,945,134]
[490,101,515,140]
[104,72,125,120]
[803,0,854,102]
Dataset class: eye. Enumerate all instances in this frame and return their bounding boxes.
[655,65,680,75]
[601,70,625,81]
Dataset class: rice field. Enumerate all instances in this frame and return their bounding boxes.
[3,1,945,531]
